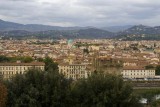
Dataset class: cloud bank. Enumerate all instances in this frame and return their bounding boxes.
[0,0,160,27]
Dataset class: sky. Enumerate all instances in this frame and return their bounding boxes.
[0,0,160,27]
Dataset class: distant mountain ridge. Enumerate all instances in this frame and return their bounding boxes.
[101,25,133,32]
[77,28,114,39]
[0,19,89,31]
[0,28,115,39]
[1,19,160,40]
[0,19,115,39]
[116,25,160,40]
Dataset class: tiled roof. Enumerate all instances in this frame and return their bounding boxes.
[123,66,145,70]
[0,62,45,66]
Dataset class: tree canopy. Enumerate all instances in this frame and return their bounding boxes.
[4,68,142,107]
[44,57,58,71]
[156,65,160,75]
[135,89,160,106]
[5,69,71,107]
[0,56,10,62]
[0,56,34,63]
[70,73,142,107]
[0,82,7,107]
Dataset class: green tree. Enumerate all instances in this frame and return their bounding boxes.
[0,82,7,107]
[83,48,89,54]
[9,56,34,63]
[5,69,71,107]
[70,73,142,107]
[155,65,160,75]
[151,99,160,107]
[5,68,143,107]
[145,65,155,70]
[23,56,34,63]
[44,57,58,71]
[137,89,160,106]
[0,56,10,62]
[36,58,44,62]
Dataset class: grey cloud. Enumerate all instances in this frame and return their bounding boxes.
[0,0,160,27]
[2,0,35,2]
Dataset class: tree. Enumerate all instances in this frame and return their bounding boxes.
[145,65,155,70]
[4,56,34,63]
[151,99,160,107]
[36,58,44,62]
[0,56,10,62]
[5,68,142,107]
[155,65,160,75]
[0,82,7,107]
[83,48,89,54]
[137,89,160,106]
[70,73,142,107]
[5,69,71,107]
[23,56,34,63]
[44,57,58,71]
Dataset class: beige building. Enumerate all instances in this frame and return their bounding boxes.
[0,62,45,79]
[58,64,90,80]
[122,66,155,79]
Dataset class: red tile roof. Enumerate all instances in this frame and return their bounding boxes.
[0,62,45,66]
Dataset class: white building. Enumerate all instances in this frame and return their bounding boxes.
[122,66,155,79]
[58,64,90,80]
[0,62,45,79]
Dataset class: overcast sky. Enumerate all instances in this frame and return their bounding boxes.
[0,0,160,27]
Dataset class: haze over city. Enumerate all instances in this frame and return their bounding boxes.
[1,0,160,27]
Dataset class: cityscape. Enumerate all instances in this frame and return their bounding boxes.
[0,39,160,80]
[1,0,160,107]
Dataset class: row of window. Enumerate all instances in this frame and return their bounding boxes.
[60,69,85,72]
[127,77,154,79]
[60,66,86,69]
[1,71,23,75]
[68,75,85,79]
[124,73,154,76]
[0,67,27,70]
[0,66,44,71]
[69,71,85,74]
[60,70,85,74]
[123,70,155,72]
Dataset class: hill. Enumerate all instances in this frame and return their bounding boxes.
[77,28,114,39]
[101,25,133,32]
[0,19,86,31]
[0,28,114,39]
[0,19,114,39]
[115,25,160,40]
[2,19,160,40]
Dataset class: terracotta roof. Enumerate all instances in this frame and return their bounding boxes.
[0,62,45,66]
[123,66,146,70]
[59,63,86,66]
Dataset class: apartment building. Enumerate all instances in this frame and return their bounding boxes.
[0,62,45,79]
[122,66,155,79]
[58,64,90,80]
